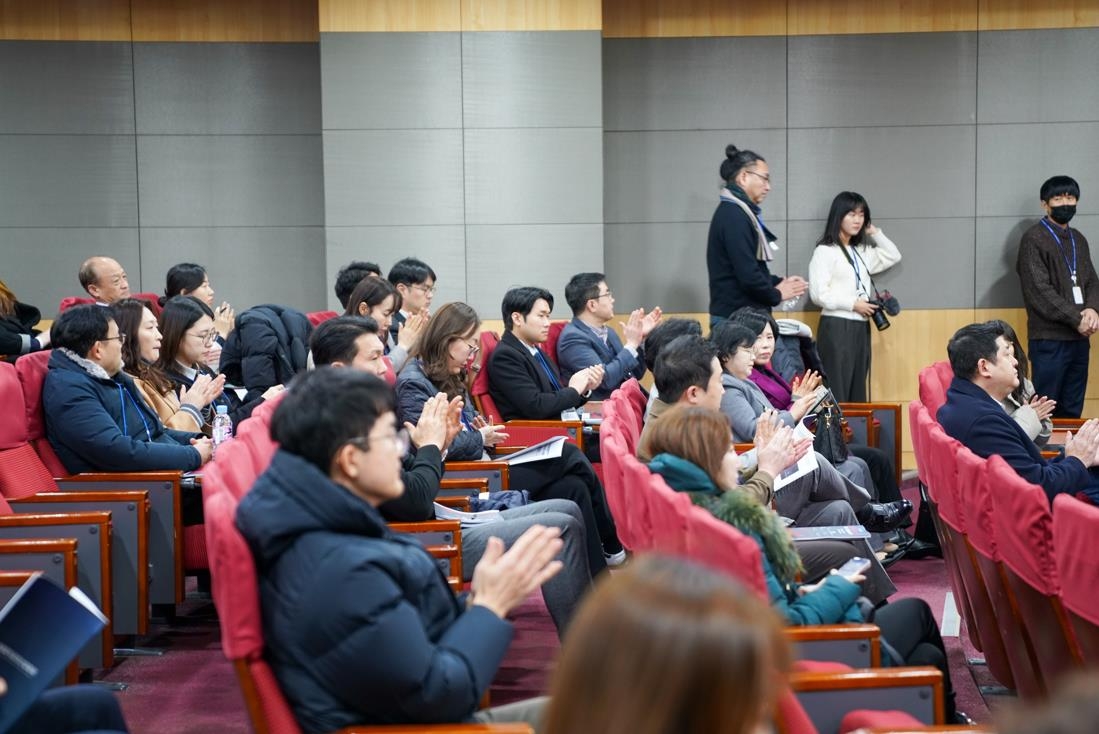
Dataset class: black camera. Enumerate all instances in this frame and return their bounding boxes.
[869,303,891,331]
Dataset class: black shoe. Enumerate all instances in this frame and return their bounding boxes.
[904,537,943,560]
[857,499,914,533]
[951,711,976,725]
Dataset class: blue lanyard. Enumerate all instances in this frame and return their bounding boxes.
[840,244,869,295]
[118,384,152,441]
[1041,219,1077,283]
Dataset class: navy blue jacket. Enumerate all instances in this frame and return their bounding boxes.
[706,196,782,318]
[236,450,512,733]
[43,349,202,474]
[937,377,1094,502]
[487,331,586,420]
[395,359,484,461]
[556,318,645,401]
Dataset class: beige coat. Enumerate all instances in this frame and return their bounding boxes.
[132,375,206,434]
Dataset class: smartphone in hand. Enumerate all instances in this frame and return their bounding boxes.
[834,557,871,577]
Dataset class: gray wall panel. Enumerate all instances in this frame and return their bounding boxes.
[463,31,602,129]
[137,135,323,227]
[465,224,603,317]
[323,129,464,226]
[978,29,1099,124]
[320,32,462,130]
[464,128,602,225]
[0,42,134,134]
[325,225,467,311]
[0,135,137,227]
[134,43,321,135]
[602,37,787,132]
[785,218,967,309]
[604,221,787,314]
[788,33,977,128]
[604,129,788,224]
[140,227,326,311]
[0,228,140,314]
[788,126,976,221]
[977,122,1099,217]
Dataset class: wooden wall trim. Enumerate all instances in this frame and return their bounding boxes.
[0,0,132,41]
[131,0,318,42]
[602,0,786,38]
[978,1,1099,31]
[461,0,602,31]
[787,0,979,36]
[319,0,460,33]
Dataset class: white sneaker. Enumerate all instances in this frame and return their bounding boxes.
[604,549,628,567]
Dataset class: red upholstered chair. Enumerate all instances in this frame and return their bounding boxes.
[1053,494,1099,663]
[59,293,163,317]
[618,453,656,551]
[543,321,568,363]
[645,468,691,557]
[987,455,1082,686]
[956,450,1045,698]
[306,310,338,327]
[619,378,648,424]
[605,383,641,454]
[916,363,949,418]
[596,403,633,551]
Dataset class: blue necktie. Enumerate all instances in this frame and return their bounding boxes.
[534,349,562,390]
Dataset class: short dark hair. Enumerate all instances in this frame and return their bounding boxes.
[654,334,718,404]
[720,144,765,184]
[643,318,703,372]
[334,261,381,309]
[564,273,606,315]
[310,316,380,367]
[387,257,436,288]
[162,263,207,306]
[947,321,1006,381]
[52,304,112,357]
[1040,175,1080,202]
[501,287,554,332]
[728,307,779,341]
[816,191,873,247]
[271,367,395,474]
[709,322,757,367]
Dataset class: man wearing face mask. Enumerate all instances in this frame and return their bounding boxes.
[1017,175,1099,418]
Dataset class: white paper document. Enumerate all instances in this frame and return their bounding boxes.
[433,503,503,527]
[499,436,567,465]
[773,423,819,490]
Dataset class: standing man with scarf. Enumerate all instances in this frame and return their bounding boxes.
[706,144,807,328]
[1017,175,1099,418]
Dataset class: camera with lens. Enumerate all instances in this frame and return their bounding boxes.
[868,290,900,332]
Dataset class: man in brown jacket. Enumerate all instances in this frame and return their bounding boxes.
[1017,175,1099,418]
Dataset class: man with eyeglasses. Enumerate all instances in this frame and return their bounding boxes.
[707,144,808,327]
[42,305,212,474]
[78,256,131,305]
[558,272,662,400]
[386,256,436,345]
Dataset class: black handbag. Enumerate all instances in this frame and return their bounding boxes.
[812,399,849,464]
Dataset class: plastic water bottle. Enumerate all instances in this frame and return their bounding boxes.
[212,404,232,455]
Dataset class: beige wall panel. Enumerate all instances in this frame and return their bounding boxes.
[788,0,978,35]
[602,0,785,38]
[319,0,459,32]
[131,0,318,41]
[0,0,131,40]
[979,2,1099,30]
[463,0,600,31]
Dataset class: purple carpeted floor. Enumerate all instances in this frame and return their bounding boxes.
[98,477,1000,732]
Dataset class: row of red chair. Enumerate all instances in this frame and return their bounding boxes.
[913,363,1099,699]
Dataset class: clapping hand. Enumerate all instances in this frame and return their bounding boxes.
[791,370,823,398]
[1028,394,1056,422]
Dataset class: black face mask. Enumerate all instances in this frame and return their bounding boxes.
[1050,204,1077,225]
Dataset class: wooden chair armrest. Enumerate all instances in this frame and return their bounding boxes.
[444,461,511,491]
[843,408,880,447]
[60,470,183,482]
[494,446,524,455]
[389,520,462,592]
[789,666,941,691]
[1041,450,1061,459]
[342,726,533,733]
[436,496,472,512]
[735,443,754,454]
[501,420,585,453]
[1052,418,1087,430]
[439,478,490,494]
[786,623,882,667]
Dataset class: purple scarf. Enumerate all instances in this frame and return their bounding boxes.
[748,362,793,410]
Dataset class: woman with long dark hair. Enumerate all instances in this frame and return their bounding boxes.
[808,192,901,402]
[645,405,966,724]
[156,296,278,433]
[344,275,422,372]
[112,297,222,433]
[0,278,50,357]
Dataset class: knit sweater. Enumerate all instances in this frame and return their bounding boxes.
[1016,218,1099,341]
[808,231,901,321]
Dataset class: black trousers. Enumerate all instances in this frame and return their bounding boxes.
[818,315,871,403]
[874,598,956,720]
[10,685,129,734]
[510,442,621,575]
[848,444,901,504]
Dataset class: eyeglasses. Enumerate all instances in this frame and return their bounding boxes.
[100,334,127,345]
[464,340,480,355]
[348,428,410,455]
[186,330,218,346]
[412,284,437,295]
[744,170,771,183]
[593,291,613,300]
[737,346,756,357]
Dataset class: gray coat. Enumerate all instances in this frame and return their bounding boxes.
[719,372,796,442]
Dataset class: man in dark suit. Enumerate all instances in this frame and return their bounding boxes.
[937,320,1099,503]
[385,257,436,345]
[557,272,661,400]
[488,286,603,421]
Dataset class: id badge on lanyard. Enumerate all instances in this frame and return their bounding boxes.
[1041,220,1083,304]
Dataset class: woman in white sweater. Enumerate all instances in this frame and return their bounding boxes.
[808,192,901,402]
